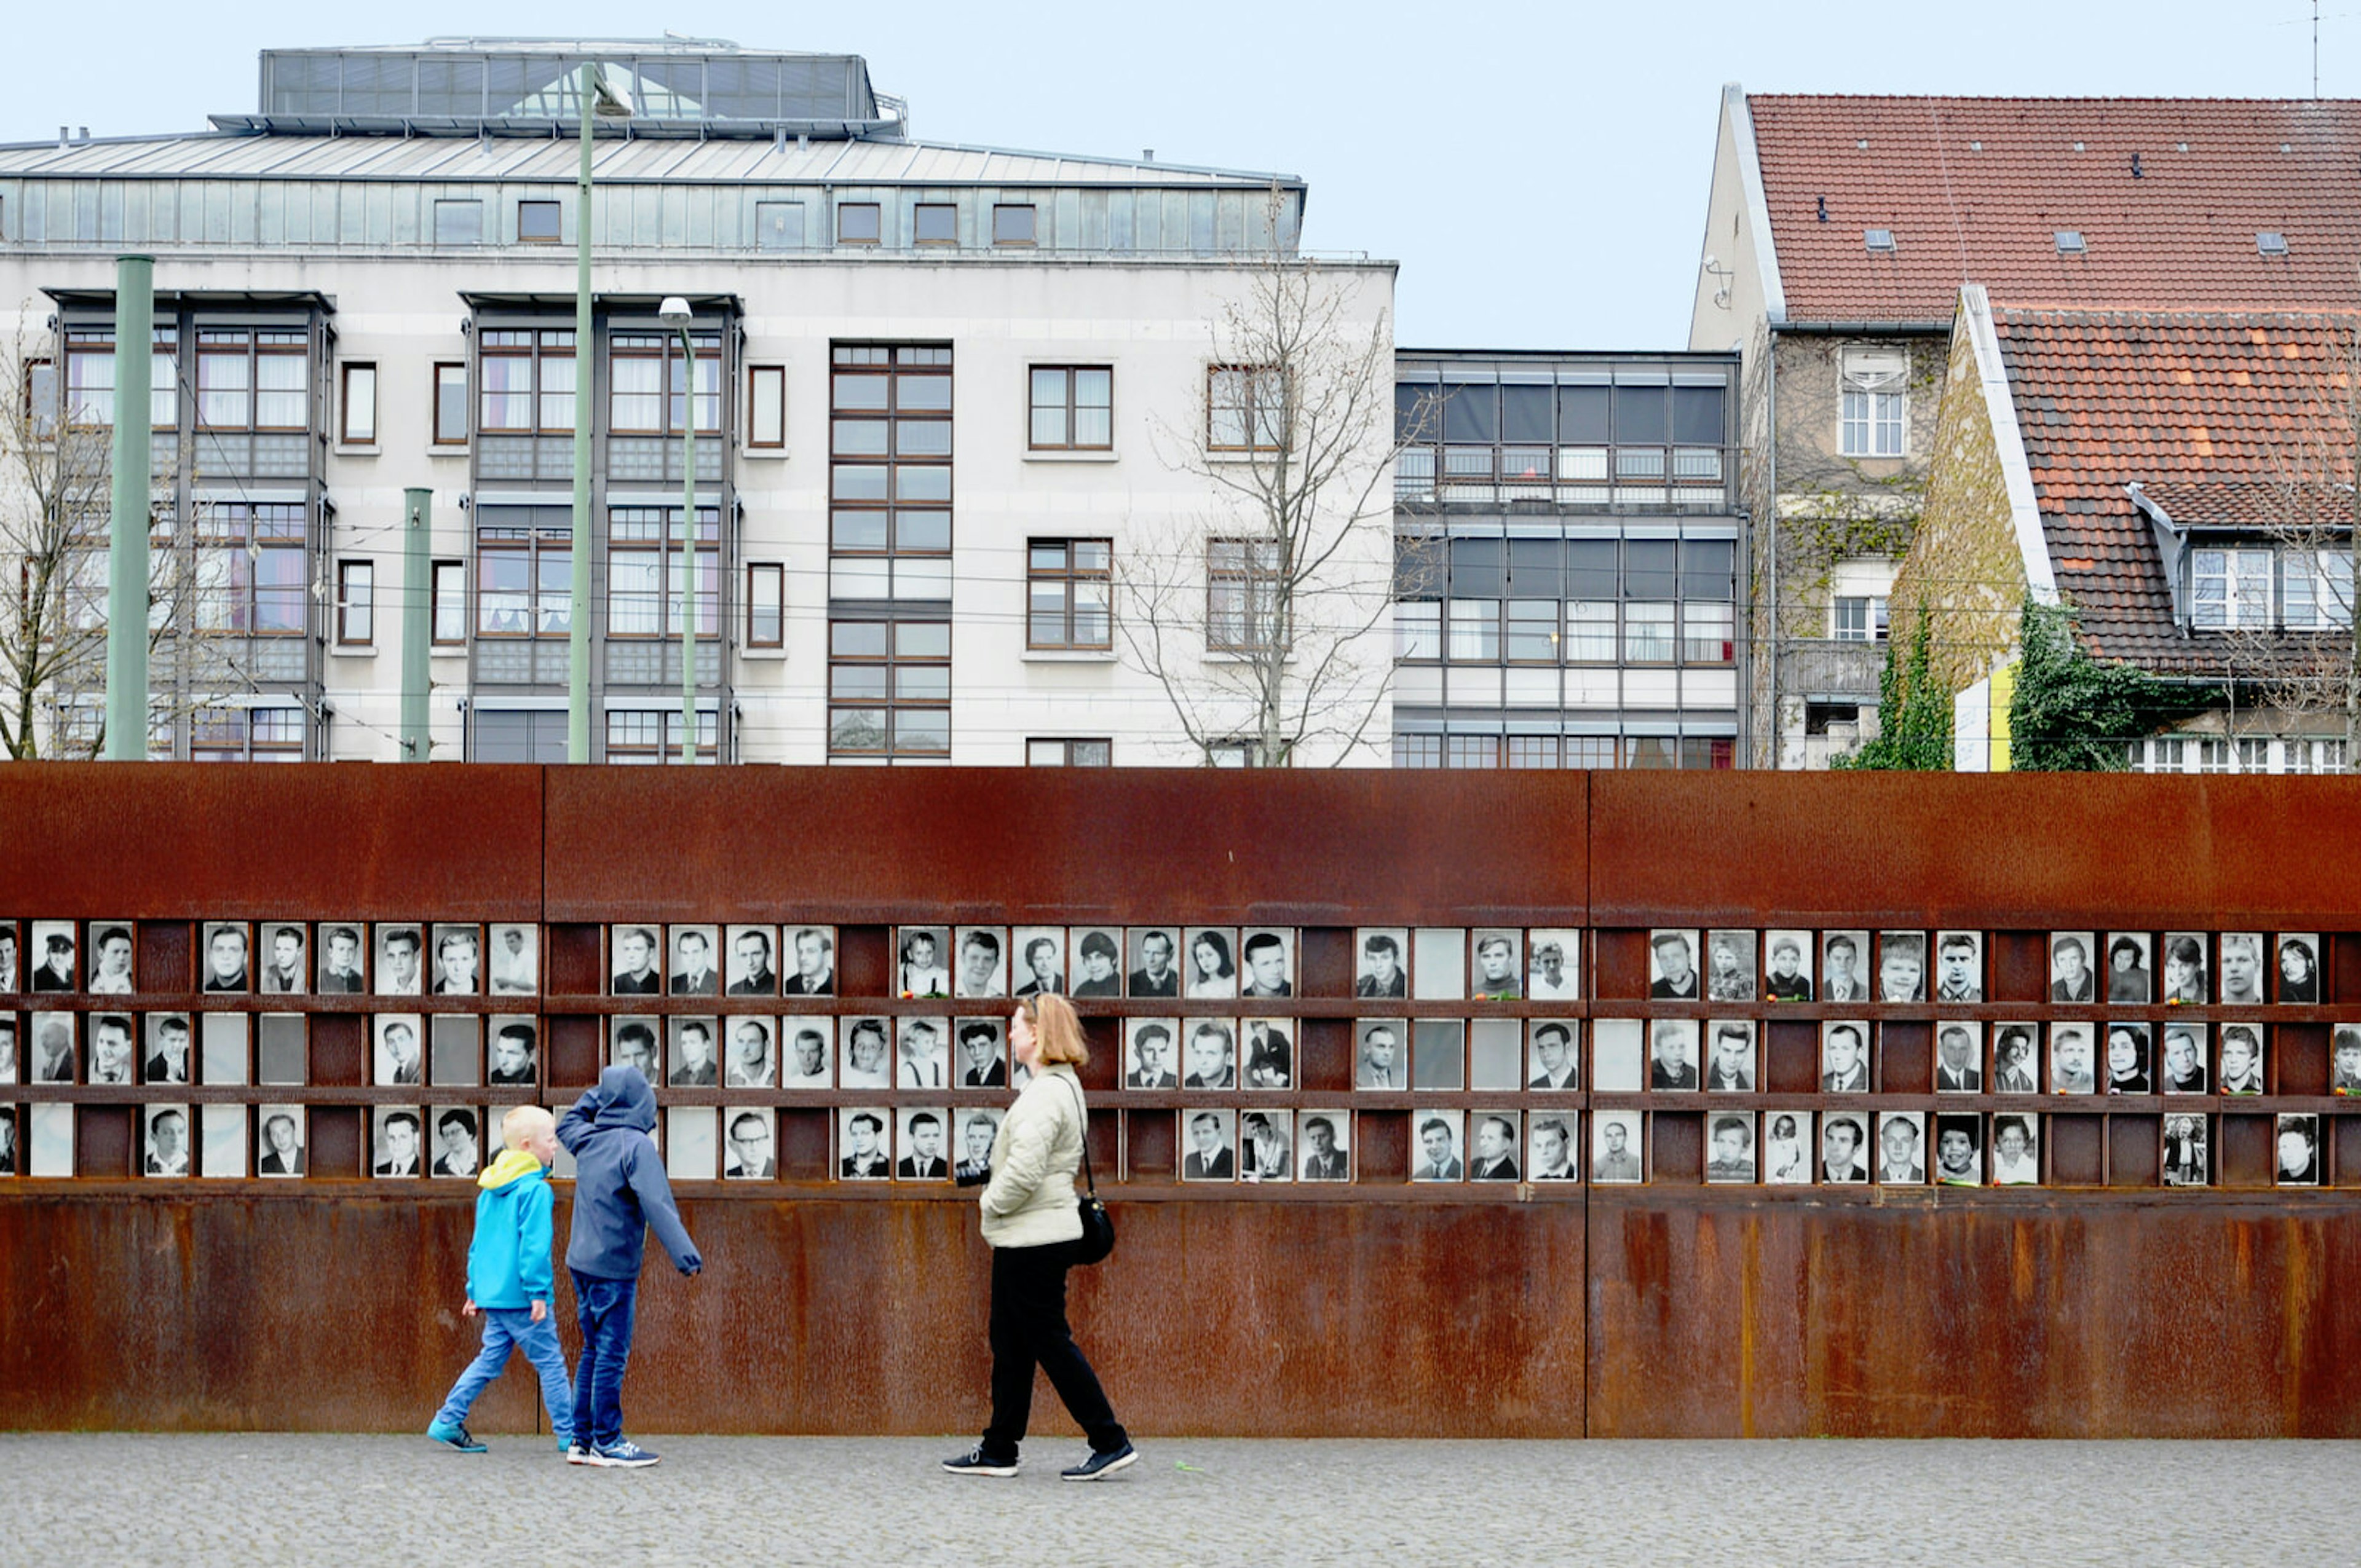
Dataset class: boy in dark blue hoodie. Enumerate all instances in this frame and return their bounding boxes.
[557,1063,702,1468]
[427,1105,572,1452]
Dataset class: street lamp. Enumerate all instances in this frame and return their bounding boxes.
[568,63,633,764]
[658,294,697,766]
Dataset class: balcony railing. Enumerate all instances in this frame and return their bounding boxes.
[1782,637,1885,701]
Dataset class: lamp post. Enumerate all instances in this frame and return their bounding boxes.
[657,295,697,765]
[568,62,633,764]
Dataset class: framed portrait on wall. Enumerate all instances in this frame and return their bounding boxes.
[953,926,1010,1000]
[1355,1020,1407,1090]
[1239,928,1295,1000]
[1184,1020,1238,1090]
[1932,931,1983,1003]
[838,1108,890,1180]
[721,1017,772,1089]
[488,922,538,995]
[2102,1023,2153,1095]
[1933,1022,1983,1093]
[1704,1112,1755,1183]
[1125,927,1182,998]
[1527,929,1580,1000]
[373,1015,425,1087]
[1931,1113,1982,1186]
[1763,1113,1812,1184]
[2218,932,2267,1005]
[1014,927,1068,998]
[666,924,721,997]
[1240,1109,1294,1182]
[2160,932,2208,1004]
[2049,932,2098,1002]
[2162,1114,2209,1188]
[1123,1020,1176,1089]
[781,1020,834,1089]
[723,1109,775,1180]
[782,926,838,996]
[1990,1114,2039,1185]
[2103,932,2151,1003]
[893,926,952,999]
[2218,1023,2265,1095]
[85,922,135,995]
[1648,1019,1699,1090]
[257,1105,306,1177]
[1527,1020,1580,1090]
[1410,1109,1465,1181]
[1469,930,1522,1000]
[1298,1111,1351,1181]
[1647,929,1701,999]
[1180,1109,1236,1181]
[2047,1024,2096,1095]
[1527,1113,1580,1181]
[1820,929,1870,1003]
[608,1017,660,1081]
[85,1014,135,1084]
[1468,1111,1520,1181]
[1591,1111,1643,1184]
[1702,1020,1755,1092]
[1703,930,1757,1003]
[429,924,481,995]
[2277,933,2322,1004]
[1875,1111,1926,1184]
[1763,930,1812,1001]
[955,1018,1008,1089]
[723,925,778,998]
[895,1108,951,1180]
[142,1104,191,1177]
[28,920,77,992]
[374,924,424,996]
[2276,1113,2321,1186]
[429,1106,481,1178]
[1069,928,1122,998]
[1875,932,1926,1003]
[200,921,251,994]
[667,1017,721,1087]
[2159,1023,2209,1093]
[372,1106,423,1178]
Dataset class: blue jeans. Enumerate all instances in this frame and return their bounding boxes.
[433,1307,574,1435]
[569,1271,639,1449]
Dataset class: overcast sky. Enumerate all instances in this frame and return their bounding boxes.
[10,1,2349,349]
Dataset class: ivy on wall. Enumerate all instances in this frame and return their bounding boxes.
[2008,599,2218,771]
[1833,610,1953,770]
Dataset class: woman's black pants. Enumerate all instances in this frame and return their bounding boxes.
[981,1240,1128,1460]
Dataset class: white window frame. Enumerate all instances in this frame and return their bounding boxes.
[2191,548,2272,630]
[1832,595,1890,642]
[1838,349,1908,458]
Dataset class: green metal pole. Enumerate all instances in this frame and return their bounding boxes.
[678,326,697,765]
[401,487,432,761]
[103,254,154,760]
[568,61,595,763]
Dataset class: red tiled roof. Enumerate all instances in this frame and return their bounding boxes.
[1751,97,2361,321]
[2134,478,2355,531]
[1993,307,2358,672]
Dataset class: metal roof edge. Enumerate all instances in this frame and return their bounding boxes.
[1730,86,1786,326]
[1962,282,2058,605]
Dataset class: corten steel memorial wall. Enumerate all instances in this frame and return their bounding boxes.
[4,764,2361,1438]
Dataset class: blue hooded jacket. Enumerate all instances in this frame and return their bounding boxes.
[556,1065,702,1282]
[466,1148,556,1310]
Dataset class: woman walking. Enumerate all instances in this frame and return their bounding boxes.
[943,993,1135,1481]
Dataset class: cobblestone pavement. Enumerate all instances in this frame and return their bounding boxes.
[0,1432,2346,1566]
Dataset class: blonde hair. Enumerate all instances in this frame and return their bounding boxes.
[1021,992,1091,1067]
[502,1104,555,1149]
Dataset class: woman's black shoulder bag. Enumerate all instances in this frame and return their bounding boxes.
[1058,1077,1115,1265]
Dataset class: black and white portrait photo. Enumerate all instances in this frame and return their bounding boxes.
[2161,1023,2210,1094]
[783,1021,834,1089]
[723,1017,773,1089]
[1354,929,1410,998]
[373,1106,423,1178]
[956,1019,1008,1088]
[1934,1022,1983,1093]
[896,1017,952,1089]
[1592,1111,1644,1184]
[2048,1024,2095,1095]
[30,1014,75,1084]
[1241,1109,1294,1182]
[1821,1112,1870,1183]
[2103,1022,2152,1095]
[1013,927,1066,998]
[840,1017,893,1089]
[1469,1112,1521,1181]
[2162,1114,2209,1188]
[1875,1111,1926,1184]
[1184,1020,1238,1089]
[1182,927,1236,999]
[1993,1024,2039,1093]
[895,926,951,999]
[668,925,721,996]
[144,1104,191,1177]
[1991,1114,2039,1185]
[1121,1020,1176,1088]
[1932,1113,1982,1186]
[1704,1112,1755,1183]
[374,1015,425,1087]
[1299,1111,1351,1181]
[668,1017,720,1087]
[0,1018,15,1085]
[1820,1022,1870,1092]
[1763,1113,1812,1184]
[428,924,479,995]
[954,926,1010,999]
[317,924,366,993]
[2049,932,2098,1002]
[2217,1023,2265,1095]
[725,925,778,996]
[1528,1114,1580,1181]
[256,923,307,995]
[86,922,135,995]
[1704,930,1757,1004]
[839,1108,891,1180]
[2218,932,2266,1005]
[1243,1018,1294,1089]
[374,924,424,997]
[480,1020,534,1087]
[257,1106,306,1177]
[142,1014,192,1085]
[2277,932,2322,1004]
[1240,928,1295,999]
[1877,932,1926,1003]
[430,1107,481,1178]
[1182,1109,1236,1181]
[724,1109,775,1180]
[1528,1021,1581,1090]
[954,1108,1003,1183]
[87,1014,136,1085]
[29,921,77,992]
[1528,929,1581,1000]
[2105,932,2152,1003]
[488,923,537,996]
[1703,1020,1755,1091]
[2276,1113,2321,1186]
[1411,1111,1465,1181]
[1821,929,1870,1003]
[0,920,17,992]
[783,926,838,996]
[1120,928,1179,999]
[1356,1020,1406,1090]
[1648,929,1701,999]
[1069,928,1122,997]
[609,925,661,995]
[1648,1019,1699,1090]
[201,921,251,994]
[896,1108,951,1180]
[2161,932,2208,1005]
[609,1017,660,1082]
[1471,930,1522,1000]
[1933,931,1983,1003]
[2336,1026,2361,1096]
[1763,930,1813,1001]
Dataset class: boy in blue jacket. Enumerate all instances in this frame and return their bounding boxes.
[427,1105,572,1452]
[558,1064,702,1468]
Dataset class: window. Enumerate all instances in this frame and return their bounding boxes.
[606,507,717,638]
[1027,739,1112,766]
[1566,601,1616,663]
[517,200,562,243]
[746,364,786,449]
[476,513,573,639]
[830,343,953,603]
[63,328,178,430]
[340,363,377,444]
[1833,596,1889,642]
[2193,549,2271,629]
[828,617,951,757]
[606,709,718,765]
[914,203,957,245]
[194,503,306,635]
[1507,735,1560,768]
[1565,736,1618,768]
[432,363,469,445]
[746,563,784,649]
[432,561,466,644]
[1395,601,1441,660]
[1029,366,1113,450]
[1840,348,1907,457]
[992,203,1037,245]
[1393,734,1443,768]
[1026,540,1112,649]
[2283,550,2354,629]
[1624,602,1675,663]
[1447,599,1501,661]
[609,331,719,436]
[1447,735,1500,768]
[837,202,882,245]
[1680,736,1736,770]
[202,329,307,430]
[1506,599,1559,662]
[1208,537,1284,652]
[1682,601,1734,663]
[336,560,374,644]
[1209,365,1284,452]
[478,329,576,434]
[433,199,484,245]
[755,201,805,251]
[24,356,55,439]
[191,707,304,763]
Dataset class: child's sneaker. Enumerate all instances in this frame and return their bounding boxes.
[427,1420,486,1454]
[594,1438,660,1468]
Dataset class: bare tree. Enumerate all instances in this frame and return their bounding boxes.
[1118,234,1426,766]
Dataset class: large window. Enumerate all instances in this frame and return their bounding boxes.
[609,331,719,437]
[474,510,572,639]
[197,329,307,431]
[1027,539,1111,650]
[1029,366,1112,450]
[606,709,717,765]
[63,328,178,430]
[1208,537,1284,652]
[1209,366,1284,452]
[2192,548,2272,630]
[1840,348,1907,457]
[1407,533,1736,669]
[478,329,575,434]
[828,618,950,758]
[191,707,304,763]
[194,503,306,635]
[606,507,718,638]
[829,343,952,602]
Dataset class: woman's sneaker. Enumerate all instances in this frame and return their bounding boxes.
[593,1438,660,1468]
[1061,1441,1137,1481]
[426,1420,486,1454]
[941,1446,1019,1477]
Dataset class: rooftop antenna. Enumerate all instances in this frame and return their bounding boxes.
[2316,0,2322,97]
